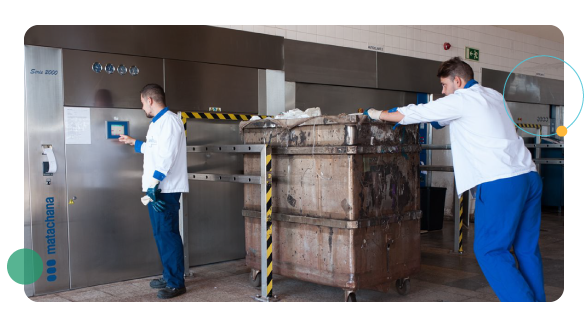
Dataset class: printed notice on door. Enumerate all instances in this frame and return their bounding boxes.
[65,107,91,144]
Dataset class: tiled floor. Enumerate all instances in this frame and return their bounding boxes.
[32,207,563,302]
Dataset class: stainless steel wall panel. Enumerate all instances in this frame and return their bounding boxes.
[165,60,259,114]
[24,78,30,223]
[507,102,551,125]
[284,40,377,88]
[63,50,164,109]
[25,26,284,70]
[258,70,285,116]
[65,108,161,289]
[285,82,296,111]
[23,61,33,297]
[482,68,564,105]
[498,71,540,103]
[24,225,35,297]
[186,120,246,266]
[24,46,69,294]
[507,102,551,139]
[539,76,564,105]
[377,53,443,94]
[552,105,564,131]
[294,83,418,116]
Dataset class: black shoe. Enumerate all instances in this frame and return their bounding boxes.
[149,277,167,289]
[157,286,186,299]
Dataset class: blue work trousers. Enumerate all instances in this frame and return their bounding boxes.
[474,171,545,302]
[148,192,185,289]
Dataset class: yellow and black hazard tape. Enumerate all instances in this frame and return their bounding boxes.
[181,112,272,134]
[180,112,270,134]
[265,148,274,297]
[517,123,542,129]
[459,196,463,253]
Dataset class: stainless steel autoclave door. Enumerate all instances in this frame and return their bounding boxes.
[65,107,162,288]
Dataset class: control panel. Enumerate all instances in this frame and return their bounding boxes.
[106,121,129,139]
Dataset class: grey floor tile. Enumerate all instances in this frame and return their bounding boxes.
[27,207,563,303]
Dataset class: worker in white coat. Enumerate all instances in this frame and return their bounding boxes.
[364,57,545,302]
[118,84,189,299]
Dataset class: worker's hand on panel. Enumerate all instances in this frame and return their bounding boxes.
[118,134,136,145]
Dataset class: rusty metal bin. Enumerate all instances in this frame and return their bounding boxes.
[241,115,421,301]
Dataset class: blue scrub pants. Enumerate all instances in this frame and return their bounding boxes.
[474,171,545,301]
[148,192,185,289]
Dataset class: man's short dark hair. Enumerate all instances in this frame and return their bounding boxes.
[437,57,474,82]
[140,84,166,105]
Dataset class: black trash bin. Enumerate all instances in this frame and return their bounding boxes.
[420,187,447,231]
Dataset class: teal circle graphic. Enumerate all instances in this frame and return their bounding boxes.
[503,55,583,137]
[7,249,43,285]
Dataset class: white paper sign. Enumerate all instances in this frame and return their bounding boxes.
[64,107,91,144]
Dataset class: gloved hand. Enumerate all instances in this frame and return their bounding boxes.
[365,107,403,130]
[141,195,152,206]
[145,179,166,212]
[363,108,382,120]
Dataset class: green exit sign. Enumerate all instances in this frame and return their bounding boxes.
[466,47,480,61]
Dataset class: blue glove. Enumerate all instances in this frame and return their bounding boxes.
[147,183,166,213]
[386,107,402,130]
[430,122,445,129]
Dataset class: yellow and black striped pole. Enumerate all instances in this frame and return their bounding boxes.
[266,154,273,297]
[260,144,274,300]
[458,195,464,254]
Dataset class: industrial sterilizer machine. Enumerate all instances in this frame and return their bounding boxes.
[24,26,285,296]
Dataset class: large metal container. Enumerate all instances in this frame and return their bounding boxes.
[241,115,421,299]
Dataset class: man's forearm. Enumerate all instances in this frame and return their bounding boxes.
[379,110,405,123]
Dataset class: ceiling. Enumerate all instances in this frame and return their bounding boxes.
[493,25,563,44]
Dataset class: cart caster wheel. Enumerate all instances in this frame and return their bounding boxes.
[249,269,261,288]
[396,278,410,296]
[344,290,357,302]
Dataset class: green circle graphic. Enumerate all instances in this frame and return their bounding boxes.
[7,249,43,285]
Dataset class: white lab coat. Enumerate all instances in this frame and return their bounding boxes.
[137,109,189,193]
[397,84,536,196]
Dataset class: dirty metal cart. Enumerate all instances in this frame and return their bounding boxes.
[241,115,422,301]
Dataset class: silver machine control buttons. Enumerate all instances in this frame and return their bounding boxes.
[92,62,102,73]
[92,62,138,76]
